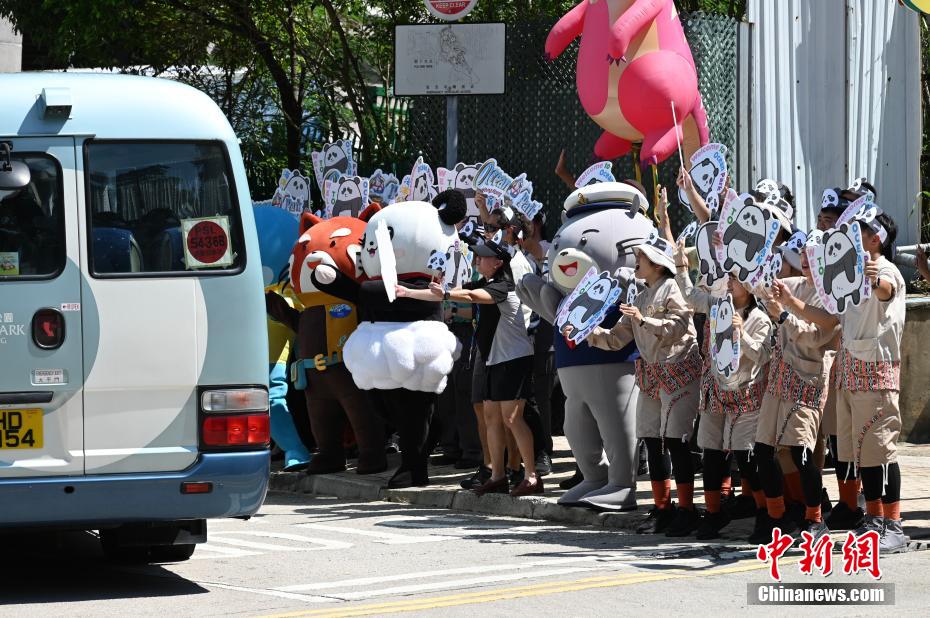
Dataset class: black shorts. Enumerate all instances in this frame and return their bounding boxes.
[471,349,487,404]
[485,356,533,402]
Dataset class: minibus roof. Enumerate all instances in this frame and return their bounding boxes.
[0,72,237,141]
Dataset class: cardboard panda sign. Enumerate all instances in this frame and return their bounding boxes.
[438,162,481,220]
[679,143,728,215]
[369,169,400,205]
[555,266,626,345]
[397,157,438,203]
[426,239,473,290]
[806,221,871,315]
[696,221,726,292]
[324,175,370,219]
[271,169,312,215]
[311,139,356,191]
[716,191,781,287]
[709,294,740,378]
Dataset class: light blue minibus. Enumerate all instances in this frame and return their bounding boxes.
[0,73,270,562]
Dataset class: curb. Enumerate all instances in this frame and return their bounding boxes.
[269,470,643,532]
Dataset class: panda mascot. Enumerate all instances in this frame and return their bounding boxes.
[517,182,654,511]
[255,205,314,471]
[265,206,388,475]
[311,190,466,488]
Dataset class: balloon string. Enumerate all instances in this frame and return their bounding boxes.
[671,100,685,170]
[651,164,660,226]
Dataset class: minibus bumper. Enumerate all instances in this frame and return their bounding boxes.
[0,450,269,527]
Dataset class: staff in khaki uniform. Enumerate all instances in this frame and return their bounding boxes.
[566,233,702,537]
[750,253,840,546]
[676,259,773,540]
[779,206,906,553]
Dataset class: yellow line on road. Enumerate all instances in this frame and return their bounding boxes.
[261,558,794,618]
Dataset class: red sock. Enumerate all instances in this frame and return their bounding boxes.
[651,479,671,509]
[677,482,694,510]
[884,501,901,521]
[805,506,822,523]
[838,480,859,511]
[766,496,786,520]
[753,490,767,510]
[705,489,721,513]
[866,499,883,518]
[721,476,732,499]
[741,478,752,497]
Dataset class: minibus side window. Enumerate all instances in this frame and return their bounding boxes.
[0,155,66,280]
[85,141,245,276]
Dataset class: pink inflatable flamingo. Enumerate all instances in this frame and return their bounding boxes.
[546,0,709,167]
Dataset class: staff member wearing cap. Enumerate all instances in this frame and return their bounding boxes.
[397,234,541,497]
[564,233,703,537]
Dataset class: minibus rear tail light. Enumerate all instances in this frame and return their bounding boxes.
[201,388,268,413]
[202,414,270,447]
[181,482,213,495]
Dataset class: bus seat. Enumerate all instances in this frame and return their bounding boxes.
[93,227,143,274]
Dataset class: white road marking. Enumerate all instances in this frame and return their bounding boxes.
[200,581,338,603]
[208,530,353,552]
[277,555,630,592]
[296,522,458,544]
[188,543,261,560]
[317,566,599,601]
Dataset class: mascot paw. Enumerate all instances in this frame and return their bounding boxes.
[315,264,337,284]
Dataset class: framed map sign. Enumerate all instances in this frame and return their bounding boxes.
[395,23,506,95]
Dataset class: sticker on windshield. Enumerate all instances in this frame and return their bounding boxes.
[0,252,19,276]
[182,216,234,269]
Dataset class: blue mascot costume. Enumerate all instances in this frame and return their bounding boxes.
[255,205,313,470]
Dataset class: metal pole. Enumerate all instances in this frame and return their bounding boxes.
[446,95,458,168]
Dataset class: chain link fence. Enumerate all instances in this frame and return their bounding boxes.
[401,12,739,236]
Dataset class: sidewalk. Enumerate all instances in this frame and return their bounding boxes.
[269,436,930,545]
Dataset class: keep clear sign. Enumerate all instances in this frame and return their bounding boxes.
[182,216,233,269]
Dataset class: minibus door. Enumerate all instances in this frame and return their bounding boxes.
[0,137,84,477]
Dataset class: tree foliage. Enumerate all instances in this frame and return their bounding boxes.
[0,0,746,197]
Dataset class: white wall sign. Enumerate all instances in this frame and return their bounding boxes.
[395,23,505,96]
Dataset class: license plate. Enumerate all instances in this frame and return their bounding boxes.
[0,409,43,449]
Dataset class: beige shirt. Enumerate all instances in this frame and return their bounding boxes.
[838,256,906,363]
[675,270,772,391]
[781,276,841,384]
[587,275,698,363]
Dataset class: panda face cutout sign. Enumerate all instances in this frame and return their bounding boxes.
[679,143,728,213]
[696,221,726,293]
[438,162,481,219]
[271,169,312,215]
[709,294,740,378]
[311,140,356,190]
[324,175,370,219]
[555,266,625,344]
[717,193,781,286]
[806,222,871,315]
[369,169,400,205]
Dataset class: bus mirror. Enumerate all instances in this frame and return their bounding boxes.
[0,143,30,191]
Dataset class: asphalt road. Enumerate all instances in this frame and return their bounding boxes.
[1,492,927,617]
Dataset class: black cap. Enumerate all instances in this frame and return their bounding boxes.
[472,239,512,262]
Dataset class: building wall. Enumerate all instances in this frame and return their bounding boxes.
[743,0,921,243]
[0,16,21,73]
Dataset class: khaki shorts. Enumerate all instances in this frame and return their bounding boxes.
[697,407,760,453]
[637,381,699,442]
[836,388,901,468]
[755,394,822,451]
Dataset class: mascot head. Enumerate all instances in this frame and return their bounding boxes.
[359,189,468,279]
[290,204,381,303]
[548,182,655,293]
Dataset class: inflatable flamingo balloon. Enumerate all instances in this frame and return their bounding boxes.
[546,0,709,167]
